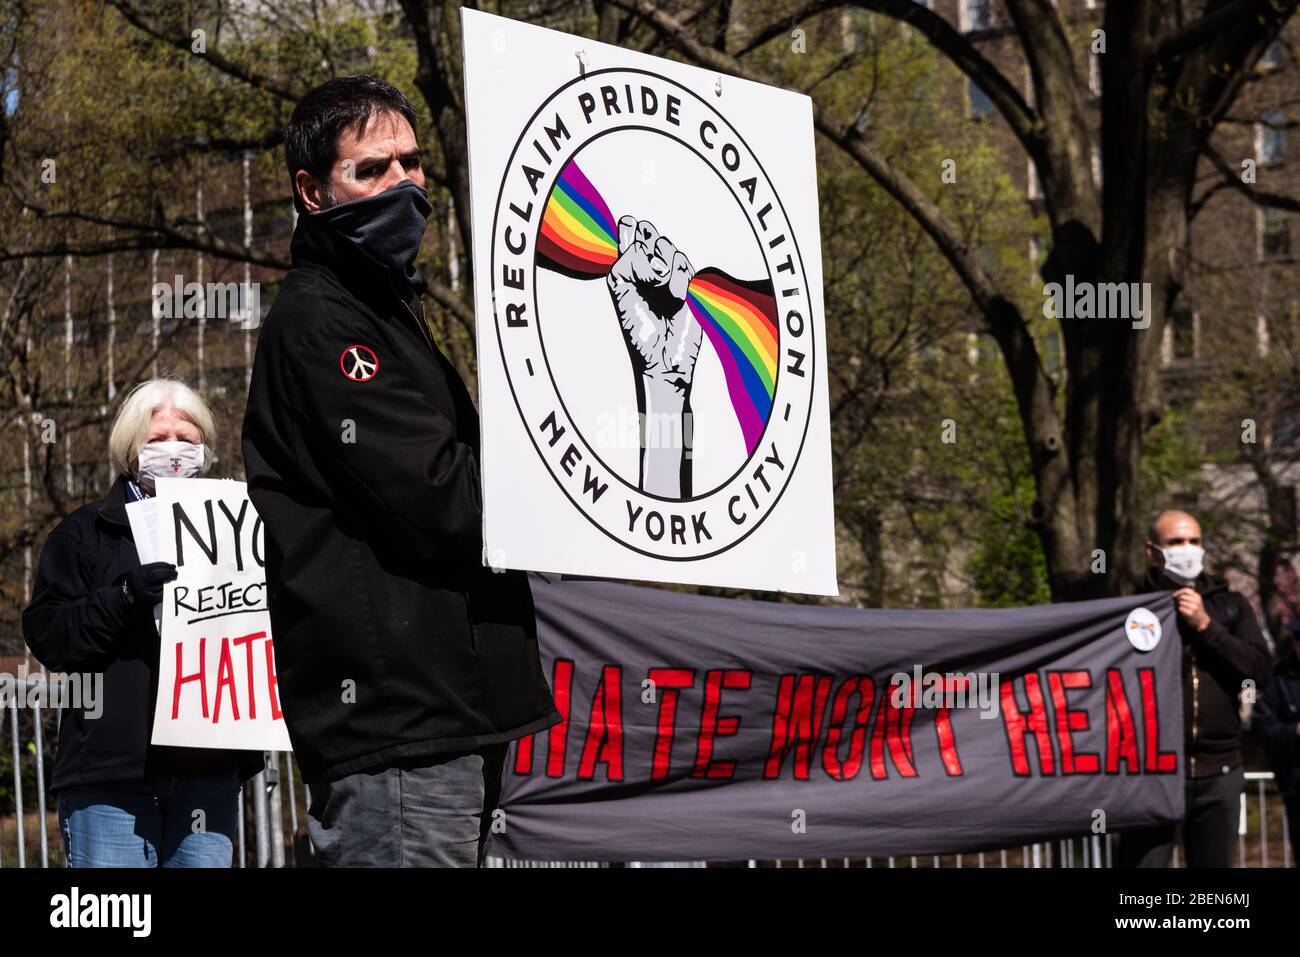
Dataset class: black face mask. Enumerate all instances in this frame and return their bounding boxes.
[311,179,433,292]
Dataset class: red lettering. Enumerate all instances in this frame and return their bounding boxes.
[171,637,208,720]
[231,631,262,720]
[263,636,282,720]
[577,665,624,781]
[1139,667,1177,773]
[1048,670,1099,774]
[870,694,917,779]
[1105,669,1141,773]
[693,670,750,779]
[1001,673,1056,776]
[648,668,695,780]
[764,674,833,779]
[821,676,874,780]
[212,638,239,723]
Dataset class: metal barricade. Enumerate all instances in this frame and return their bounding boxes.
[3,671,1292,869]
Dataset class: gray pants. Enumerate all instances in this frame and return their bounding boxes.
[306,744,507,867]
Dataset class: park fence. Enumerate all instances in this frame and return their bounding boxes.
[3,674,1292,869]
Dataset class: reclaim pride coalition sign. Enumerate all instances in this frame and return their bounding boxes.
[488,579,1184,861]
[462,9,837,595]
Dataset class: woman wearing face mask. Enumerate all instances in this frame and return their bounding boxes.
[23,379,264,867]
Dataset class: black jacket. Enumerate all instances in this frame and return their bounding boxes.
[1144,571,1274,777]
[241,208,560,782]
[1252,652,1300,797]
[22,476,264,791]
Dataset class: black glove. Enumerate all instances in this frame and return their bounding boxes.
[121,562,177,608]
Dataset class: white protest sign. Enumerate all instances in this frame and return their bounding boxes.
[150,478,291,751]
[463,9,837,596]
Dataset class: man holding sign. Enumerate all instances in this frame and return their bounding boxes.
[242,76,560,867]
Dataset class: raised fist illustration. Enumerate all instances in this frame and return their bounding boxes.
[606,216,702,498]
[606,216,703,397]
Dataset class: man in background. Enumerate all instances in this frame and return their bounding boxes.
[1119,509,1272,867]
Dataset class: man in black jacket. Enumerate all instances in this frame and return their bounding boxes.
[1118,509,1273,867]
[241,75,559,867]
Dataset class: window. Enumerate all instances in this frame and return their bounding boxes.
[1259,207,1292,260]
[968,79,993,119]
[1257,314,1270,358]
[71,313,92,346]
[1027,159,1042,200]
[1043,327,1061,373]
[1260,41,1286,72]
[1257,109,1287,167]
[1273,417,1299,450]
[852,104,871,134]
[1167,304,1196,361]
[2,66,17,117]
[961,0,994,32]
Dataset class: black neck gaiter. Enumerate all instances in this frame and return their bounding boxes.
[311,179,433,294]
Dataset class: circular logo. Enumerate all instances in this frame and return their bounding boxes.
[1125,607,1162,652]
[340,344,379,382]
[489,68,815,561]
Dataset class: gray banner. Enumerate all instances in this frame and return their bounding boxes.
[489,579,1183,862]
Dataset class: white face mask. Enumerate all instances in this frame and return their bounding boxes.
[1160,544,1205,585]
[135,441,209,489]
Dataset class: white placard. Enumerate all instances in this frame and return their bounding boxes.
[463,9,837,595]
[125,498,162,564]
[149,478,291,751]
[125,497,164,635]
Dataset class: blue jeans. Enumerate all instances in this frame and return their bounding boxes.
[58,772,241,868]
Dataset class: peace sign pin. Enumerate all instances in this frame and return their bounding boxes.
[339,344,379,382]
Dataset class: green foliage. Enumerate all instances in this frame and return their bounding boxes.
[964,475,1052,607]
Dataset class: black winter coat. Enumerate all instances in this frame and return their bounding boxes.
[1252,654,1300,797]
[1145,571,1274,777]
[241,208,560,782]
[22,475,264,791]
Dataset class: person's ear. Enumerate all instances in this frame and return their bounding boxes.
[296,170,329,213]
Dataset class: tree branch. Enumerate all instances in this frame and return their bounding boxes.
[1198,143,1300,214]
[1156,0,1295,62]
[108,0,302,102]
[731,0,1041,159]
[601,0,1058,454]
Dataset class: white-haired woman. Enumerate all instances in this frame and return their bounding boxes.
[23,378,263,867]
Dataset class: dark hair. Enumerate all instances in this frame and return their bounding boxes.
[283,75,419,210]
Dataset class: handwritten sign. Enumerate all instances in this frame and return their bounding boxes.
[150,478,291,751]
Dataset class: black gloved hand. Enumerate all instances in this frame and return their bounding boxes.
[121,562,178,608]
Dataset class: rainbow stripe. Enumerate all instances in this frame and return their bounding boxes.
[536,159,779,455]
[685,269,777,453]
[537,161,619,278]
